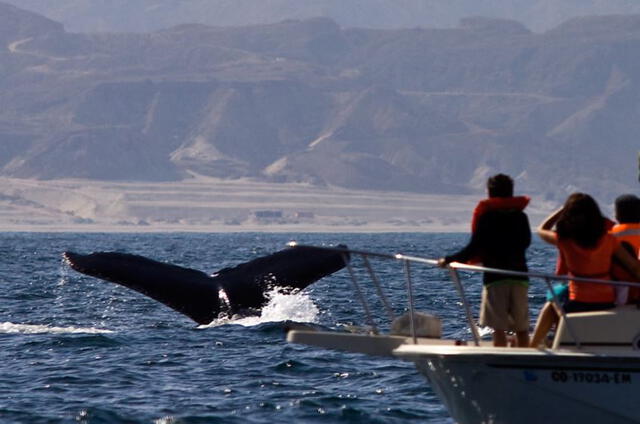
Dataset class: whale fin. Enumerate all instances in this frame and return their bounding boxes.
[215,244,349,309]
[63,251,221,325]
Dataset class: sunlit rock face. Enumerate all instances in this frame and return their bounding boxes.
[1,2,639,201]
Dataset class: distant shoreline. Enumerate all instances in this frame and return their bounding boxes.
[0,223,470,233]
[0,177,553,234]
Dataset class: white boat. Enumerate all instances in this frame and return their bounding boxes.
[286,243,640,424]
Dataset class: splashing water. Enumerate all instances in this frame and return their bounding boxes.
[251,287,320,324]
[202,287,320,328]
[0,322,114,334]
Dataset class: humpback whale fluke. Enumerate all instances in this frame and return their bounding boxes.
[63,245,348,325]
[63,251,222,324]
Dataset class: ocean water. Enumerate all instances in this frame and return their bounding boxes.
[0,232,557,424]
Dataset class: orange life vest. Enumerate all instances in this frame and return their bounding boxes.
[556,233,618,304]
[610,223,640,302]
[610,223,640,252]
[471,196,530,232]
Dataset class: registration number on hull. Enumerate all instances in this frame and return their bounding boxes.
[551,371,632,384]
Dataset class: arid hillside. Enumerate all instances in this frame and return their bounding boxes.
[0,2,639,205]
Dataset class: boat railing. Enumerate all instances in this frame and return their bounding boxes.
[289,242,640,349]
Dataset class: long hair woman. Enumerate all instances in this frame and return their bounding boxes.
[530,193,640,347]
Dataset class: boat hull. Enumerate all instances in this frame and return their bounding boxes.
[401,348,640,424]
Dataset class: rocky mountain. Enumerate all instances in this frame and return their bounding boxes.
[4,0,640,33]
[1,2,639,201]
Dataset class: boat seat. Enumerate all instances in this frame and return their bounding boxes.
[552,305,640,350]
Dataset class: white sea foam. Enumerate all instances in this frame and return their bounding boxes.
[201,287,320,328]
[0,322,113,334]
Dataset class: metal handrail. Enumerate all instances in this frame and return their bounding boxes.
[448,267,481,346]
[289,241,640,347]
[403,259,417,344]
[342,253,379,335]
[289,241,640,289]
[362,255,396,323]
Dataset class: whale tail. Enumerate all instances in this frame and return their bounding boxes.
[214,244,349,309]
[63,251,222,325]
[63,245,348,325]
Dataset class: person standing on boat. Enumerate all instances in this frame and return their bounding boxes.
[530,193,640,348]
[438,174,531,347]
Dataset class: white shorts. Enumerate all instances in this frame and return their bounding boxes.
[479,282,529,332]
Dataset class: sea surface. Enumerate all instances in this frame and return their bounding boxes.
[0,232,557,424]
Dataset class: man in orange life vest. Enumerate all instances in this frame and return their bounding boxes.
[611,194,640,249]
[438,174,531,347]
[611,194,640,303]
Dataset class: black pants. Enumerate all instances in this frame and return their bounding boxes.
[563,300,615,313]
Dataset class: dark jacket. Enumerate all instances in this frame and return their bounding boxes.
[445,208,531,284]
